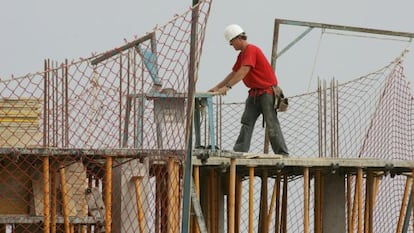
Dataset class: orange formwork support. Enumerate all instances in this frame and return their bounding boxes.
[134,177,146,233]
[105,157,112,233]
[59,165,71,233]
[303,167,309,233]
[397,176,412,233]
[259,170,268,233]
[192,165,200,233]
[43,156,50,233]
[351,174,358,233]
[51,168,57,233]
[228,158,236,233]
[167,158,180,233]
[364,171,373,233]
[155,169,163,233]
[267,174,278,232]
[357,168,363,233]
[248,166,254,233]
[274,174,282,233]
[235,175,243,233]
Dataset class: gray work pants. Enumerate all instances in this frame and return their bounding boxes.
[233,93,289,155]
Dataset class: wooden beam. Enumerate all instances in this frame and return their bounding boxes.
[248,167,254,233]
[90,33,154,65]
[105,157,112,233]
[357,168,363,233]
[304,167,309,233]
[275,18,414,39]
[228,158,236,233]
[43,157,50,233]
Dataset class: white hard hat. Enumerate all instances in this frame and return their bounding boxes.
[224,24,245,42]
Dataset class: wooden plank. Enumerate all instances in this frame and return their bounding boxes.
[0,98,41,108]
[167,158,180,233]
[0,121,40,127]
[0,109,40,118]
[192,156,414,169]
[0,216,103,224]
[0,98,42,147]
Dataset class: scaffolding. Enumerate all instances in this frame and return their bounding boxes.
[1,3,414,232]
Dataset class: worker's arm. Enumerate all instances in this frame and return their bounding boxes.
[208,65,251,95]
[208,72,234,92]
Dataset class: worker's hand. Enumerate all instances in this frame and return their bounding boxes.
[216,86,229,95]
[208,87,219,92]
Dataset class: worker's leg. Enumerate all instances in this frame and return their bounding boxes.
[260,94,289,156]
[233,96,260,152]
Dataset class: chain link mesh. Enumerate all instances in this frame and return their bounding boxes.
[0,1,211,232]
[197,56,413,233]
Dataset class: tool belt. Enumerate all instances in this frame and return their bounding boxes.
[248,86,273,97]
[272,85,288,112]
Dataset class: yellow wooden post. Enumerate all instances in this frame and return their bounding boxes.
[228,158,236,233]
[105,157,112,233]
[396,176,412,233]
[167,158,180,233]
[267,175,278,231]
[59,166,71,233]
[275,175,281,233]
[43,156,50,233]
[248,166,254,233]
[51,168,57,233]
[351,174,359,233]
[304,167,309,233]
[235,175,243,233]
[357,168,363,233]
[260,170,268,233]
[368,172,374,233]
[193,165,200,233]
[134,177,145,233]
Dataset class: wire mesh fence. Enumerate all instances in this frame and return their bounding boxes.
[0,1,211,233]
[210,56,413,160]
[195,55,413,233]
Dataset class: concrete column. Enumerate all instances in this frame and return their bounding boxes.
[322,173,346,233]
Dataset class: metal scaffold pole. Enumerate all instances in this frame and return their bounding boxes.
[182,0,200,233]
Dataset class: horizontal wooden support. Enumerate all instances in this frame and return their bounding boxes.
[275,18,414,39]
[192,153,414,176]
[0,148,186,158]
[0,215,103,224]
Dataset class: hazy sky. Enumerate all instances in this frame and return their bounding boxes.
[1,0,414,100]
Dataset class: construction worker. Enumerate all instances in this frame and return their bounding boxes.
[208,24,289,156]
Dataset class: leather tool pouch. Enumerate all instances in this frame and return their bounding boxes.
[272,86,288,112]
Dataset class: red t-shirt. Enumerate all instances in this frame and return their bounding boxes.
[232,44,278,89]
